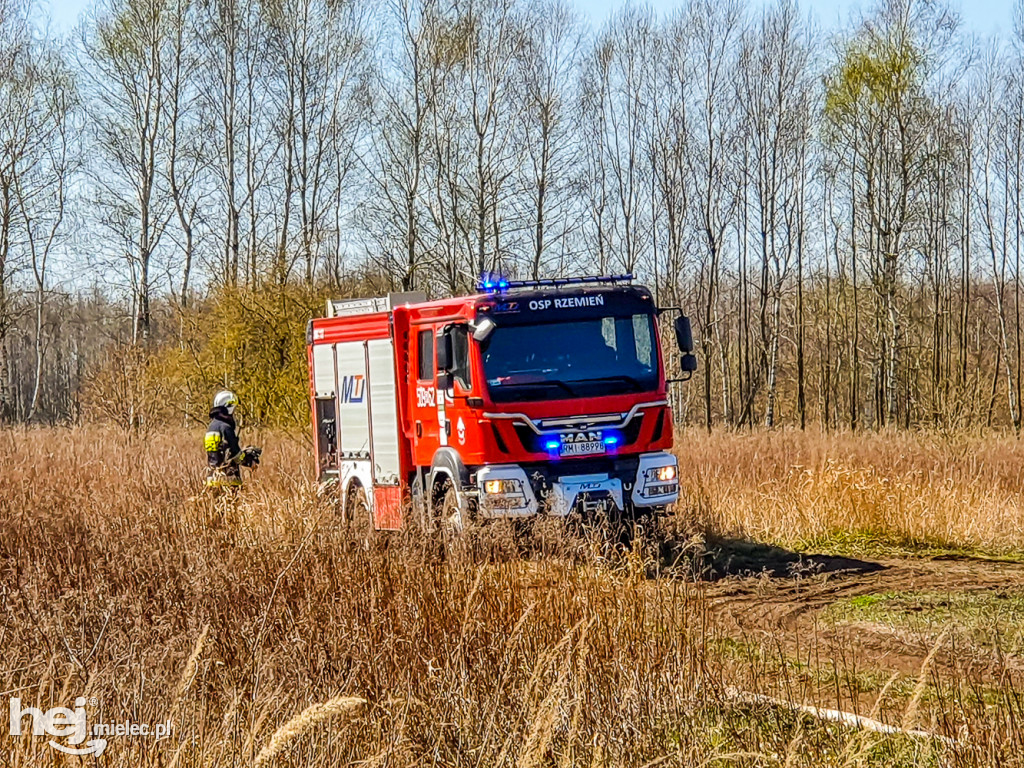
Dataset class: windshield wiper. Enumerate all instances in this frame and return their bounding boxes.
[498,379,577,397]
[572,375,646,392]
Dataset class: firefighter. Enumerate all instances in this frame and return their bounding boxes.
[204,390,260,491]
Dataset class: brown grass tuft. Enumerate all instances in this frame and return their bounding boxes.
[253,696,366,767]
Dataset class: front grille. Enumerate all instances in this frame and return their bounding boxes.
[519,455,641,495]
[512,415,644,453]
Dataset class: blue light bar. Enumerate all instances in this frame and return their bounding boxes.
[476,274,634,293]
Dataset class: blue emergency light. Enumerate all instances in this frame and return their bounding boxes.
[477,274,634,293]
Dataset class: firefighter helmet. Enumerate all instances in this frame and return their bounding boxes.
[213,390,239,414]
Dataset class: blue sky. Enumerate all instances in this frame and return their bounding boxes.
[577,0,1014,35]
[40,0,1015,36]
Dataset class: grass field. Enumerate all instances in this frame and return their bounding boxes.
[3,427,1024,766]
[680,428,1024,557]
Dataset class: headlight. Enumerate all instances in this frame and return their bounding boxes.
[644,465,677,483]
[484,478,522,495]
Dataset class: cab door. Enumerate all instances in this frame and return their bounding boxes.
[443,324,480,459]
[410,325,441,466]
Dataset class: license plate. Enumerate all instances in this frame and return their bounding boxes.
[560,440,605,457]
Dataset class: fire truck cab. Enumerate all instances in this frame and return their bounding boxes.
[307,275,696,532]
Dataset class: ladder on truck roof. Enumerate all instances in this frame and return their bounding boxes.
[326,291,426,318]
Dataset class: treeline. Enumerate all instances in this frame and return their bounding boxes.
[2,0,1024,429]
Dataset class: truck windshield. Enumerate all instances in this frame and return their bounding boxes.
[480,313,660,403]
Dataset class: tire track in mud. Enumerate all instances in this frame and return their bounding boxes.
[698,555,1024,678]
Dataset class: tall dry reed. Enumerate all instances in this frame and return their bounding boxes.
[677,427,1024,554]
[0,426,1020,766]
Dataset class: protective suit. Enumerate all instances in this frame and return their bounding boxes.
[204,390,258,490]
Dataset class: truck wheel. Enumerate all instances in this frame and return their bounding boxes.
[440,482,466,539]
[346,485,375,549]
[623,507,669,550]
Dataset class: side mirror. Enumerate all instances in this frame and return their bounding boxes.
[436,327,452,371]
[680,353,697,373]
[674,316,694,354]
[472,317,496,342]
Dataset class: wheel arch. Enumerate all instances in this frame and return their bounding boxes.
[429,448,470,504]
[338,460,374,515]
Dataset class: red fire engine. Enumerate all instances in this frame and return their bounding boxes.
[306,275,697,532]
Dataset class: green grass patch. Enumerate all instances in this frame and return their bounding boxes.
[676,701,947,767]
[707,636,934,701]
[790,529,1024,563]
[825,589,1024,657]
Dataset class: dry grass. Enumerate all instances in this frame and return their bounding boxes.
[0,426,1022,766]
[678,427,1024,555]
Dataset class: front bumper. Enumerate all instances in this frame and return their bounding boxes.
[630,452,680,508]
[473,452,679,517]
[475,465,539,517]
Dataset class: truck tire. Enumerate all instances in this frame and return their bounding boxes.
[440,482,466,539]
[346,484,375,549]
[424,480,465,558]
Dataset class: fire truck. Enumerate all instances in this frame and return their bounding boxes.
[306,275,697,533]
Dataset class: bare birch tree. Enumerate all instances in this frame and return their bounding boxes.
[737,0,814,426]
[14,40,77,421]
[84,0,175,344]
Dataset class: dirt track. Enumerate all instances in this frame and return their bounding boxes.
[700,550,1024,679]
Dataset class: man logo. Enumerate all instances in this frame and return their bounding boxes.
[340,375,365,403]
[560,430,603,444]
